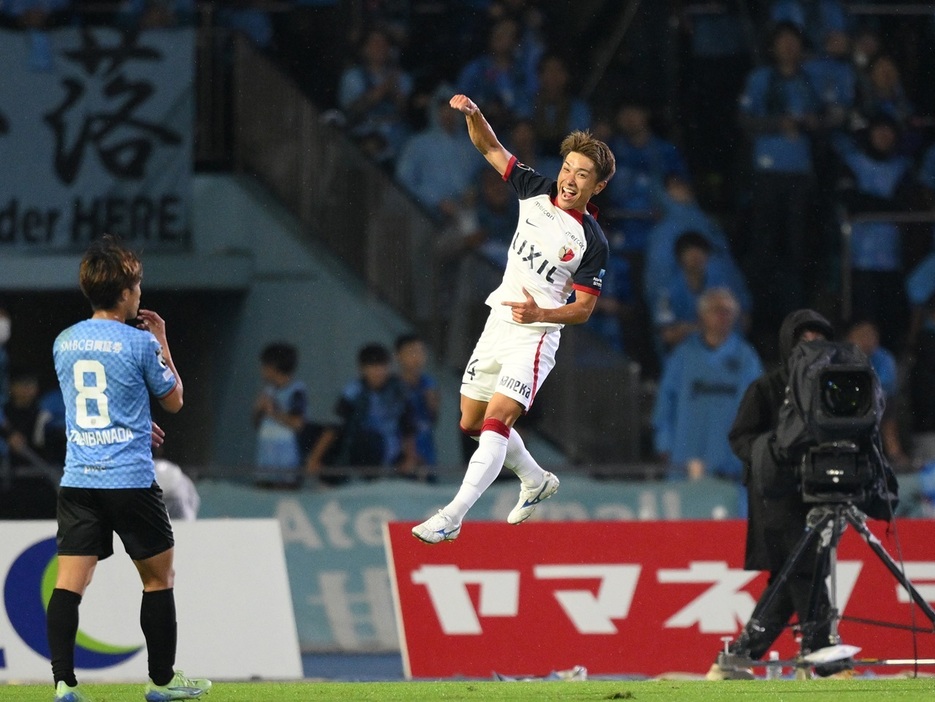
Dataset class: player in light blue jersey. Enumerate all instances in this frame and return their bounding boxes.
[48,236,210,702]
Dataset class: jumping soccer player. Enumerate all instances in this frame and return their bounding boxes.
[49,236,211,701]
[412,94,615,543]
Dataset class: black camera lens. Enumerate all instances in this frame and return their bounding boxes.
[820,370,872,417]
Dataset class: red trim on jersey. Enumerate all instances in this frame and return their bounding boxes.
[157,382,179,399]
[572,283,601,296]
[548,198,599,225]
[481,417,511,439]
[551,198,584,224]
[460,424,481,437]
[528,332,547,408]
[503,155,518,181]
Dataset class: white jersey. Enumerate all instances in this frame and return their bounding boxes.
[485,156,610,329]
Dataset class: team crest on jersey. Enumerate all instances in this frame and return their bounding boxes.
[155,346,168,369]
[559,245,575,262]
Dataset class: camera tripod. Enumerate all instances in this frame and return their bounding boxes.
[718,502,935,674]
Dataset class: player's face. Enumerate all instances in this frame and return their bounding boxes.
[556,152,605,213]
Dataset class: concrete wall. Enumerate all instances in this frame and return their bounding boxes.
[191,174,469,470]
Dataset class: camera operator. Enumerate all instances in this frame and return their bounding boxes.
[707,309,840,680]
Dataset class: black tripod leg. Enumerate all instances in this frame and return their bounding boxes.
[744,509,833,638]
[801,508,845,651]
[845,506,935,628]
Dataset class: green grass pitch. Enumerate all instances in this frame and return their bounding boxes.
[2,678,935,701]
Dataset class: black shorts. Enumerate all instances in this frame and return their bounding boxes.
[56,483,175,562]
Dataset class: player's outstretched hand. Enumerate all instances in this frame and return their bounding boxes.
[502,287,543,324]
[450,94,478,115]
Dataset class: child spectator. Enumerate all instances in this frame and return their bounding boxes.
[306,343,418,481]
[252,342,308,488]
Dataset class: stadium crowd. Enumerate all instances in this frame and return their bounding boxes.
[1,0,935,491]
[265,0,935,483]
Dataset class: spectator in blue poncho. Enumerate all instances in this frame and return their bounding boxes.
[652,288,763,515]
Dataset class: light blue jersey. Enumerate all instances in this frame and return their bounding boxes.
[54,319,177,489]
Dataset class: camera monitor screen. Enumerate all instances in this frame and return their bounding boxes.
[820,369,873,418]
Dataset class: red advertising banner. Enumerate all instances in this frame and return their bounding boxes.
[385,520,935,679]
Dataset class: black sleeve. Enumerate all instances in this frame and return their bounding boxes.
[506,158,554,200]
[728,377,774,466]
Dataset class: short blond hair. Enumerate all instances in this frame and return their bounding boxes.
[559,130,616,183]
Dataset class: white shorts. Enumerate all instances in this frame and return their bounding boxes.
[460,311,561,410]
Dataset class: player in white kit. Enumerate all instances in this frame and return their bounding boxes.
[413,94,615,543]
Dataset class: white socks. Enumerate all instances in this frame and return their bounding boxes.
[446,420,547,523]
[446,420,510,523]
[504,429,545,487]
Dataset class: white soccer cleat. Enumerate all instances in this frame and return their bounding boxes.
[412,510,461,544]
[507,472,559,524]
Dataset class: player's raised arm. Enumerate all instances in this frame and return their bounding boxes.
[450,94,512,177]
[137,308,184,413]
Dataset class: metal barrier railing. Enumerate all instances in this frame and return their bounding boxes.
[193,454,662,486]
